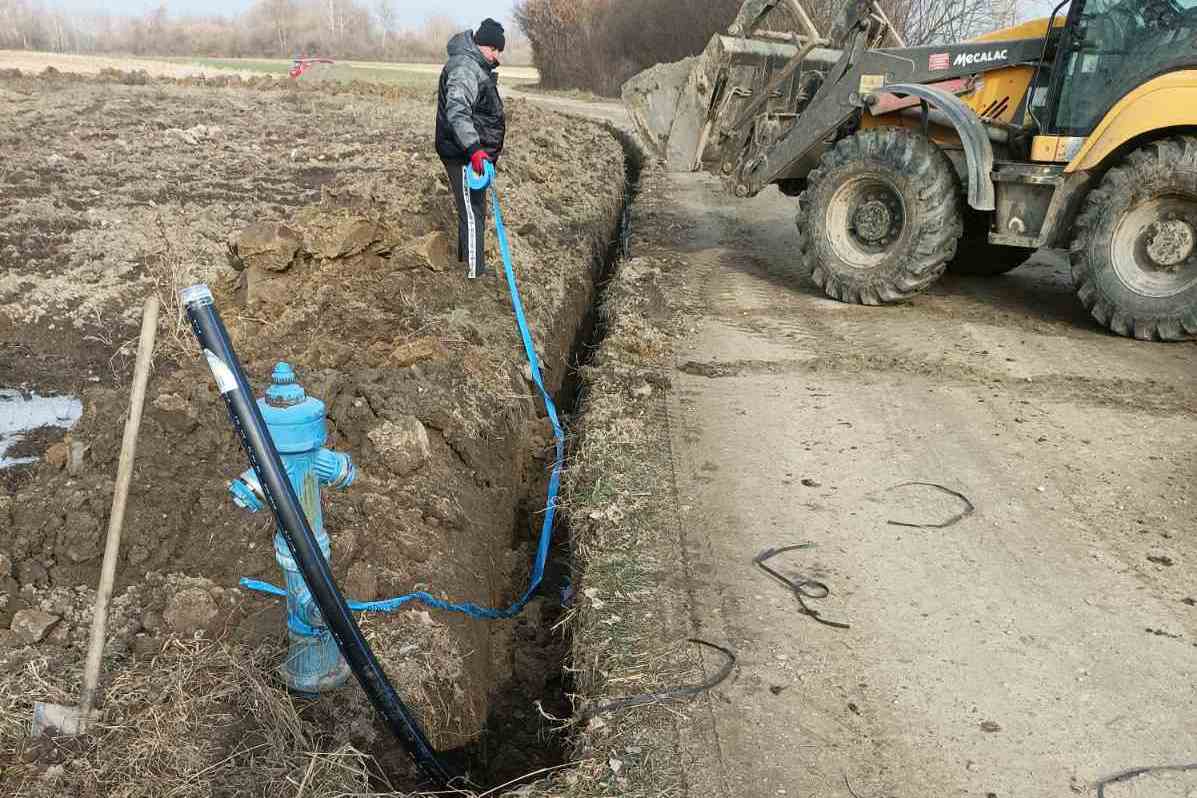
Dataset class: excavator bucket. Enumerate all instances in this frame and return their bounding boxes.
[621,57,699,169]
[622,0,846,174]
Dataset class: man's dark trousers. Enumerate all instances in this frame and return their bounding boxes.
[443,159,488,278]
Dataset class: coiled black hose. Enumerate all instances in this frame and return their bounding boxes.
[181,285,451,784]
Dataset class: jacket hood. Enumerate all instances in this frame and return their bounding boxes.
[447,30,493,71]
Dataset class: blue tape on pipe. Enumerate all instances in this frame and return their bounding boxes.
[243,163,563,622]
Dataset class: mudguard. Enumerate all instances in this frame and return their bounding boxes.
[872,82,996,211]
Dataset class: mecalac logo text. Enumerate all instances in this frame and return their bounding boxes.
[953,49,1008,67]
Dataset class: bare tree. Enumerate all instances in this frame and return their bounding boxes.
[374,0,394,49]
[325,0,350,47]
[0,0,533,63]
[886,0,1022,44]
[515,0,1029,96]
[0,0,49,50]
[722,0,1024,46]
[422,14,460,47]
[147,3,167,34]
[515,0,606,89]
[251,0,295,54]
[46,10,78,52]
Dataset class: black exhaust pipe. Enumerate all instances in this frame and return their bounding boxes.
[180,284,452,785]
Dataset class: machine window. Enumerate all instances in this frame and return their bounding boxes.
[1054,0,1197,134]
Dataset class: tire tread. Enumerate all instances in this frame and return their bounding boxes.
[1070,134,1197,342]
[795,128,960,305]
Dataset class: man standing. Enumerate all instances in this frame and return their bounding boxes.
[436,18,507,280]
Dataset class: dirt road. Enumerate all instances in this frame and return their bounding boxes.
[654,172,1197,797]
[504,87,632,129]
[527,89,1196,795]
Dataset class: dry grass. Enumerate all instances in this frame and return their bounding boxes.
[0,639,374,797]
[148,214,199,363]
[97,212,209,382]
[87,213,208,385]
[0,628,585,798]
[0,652,77,745]
[535,166,718,797]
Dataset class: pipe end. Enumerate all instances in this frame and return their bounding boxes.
[180,284,214,308]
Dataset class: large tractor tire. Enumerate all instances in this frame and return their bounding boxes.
[949,210,1030,276]
[797,128,962,305]
[1071,136,1197,341]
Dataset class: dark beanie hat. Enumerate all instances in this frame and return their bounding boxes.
[475,18,506,52]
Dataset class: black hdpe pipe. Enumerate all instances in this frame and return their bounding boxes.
[180,284,452,785]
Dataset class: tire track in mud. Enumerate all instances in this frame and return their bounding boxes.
[687,247,1197,419]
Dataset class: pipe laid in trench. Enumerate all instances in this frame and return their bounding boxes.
[180,284,452,785]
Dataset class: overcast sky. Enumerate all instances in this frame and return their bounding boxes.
[42,0,519,26]
[1025,0,1071,16]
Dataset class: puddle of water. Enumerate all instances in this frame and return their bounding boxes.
[0,390,83,468]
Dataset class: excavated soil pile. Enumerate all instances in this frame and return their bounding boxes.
[0,71,625,794]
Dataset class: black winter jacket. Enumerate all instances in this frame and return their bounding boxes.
[435,31,507,163]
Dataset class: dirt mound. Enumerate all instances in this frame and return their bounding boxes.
[1,73,626,792]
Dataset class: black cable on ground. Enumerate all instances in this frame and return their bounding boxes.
[754,544,851,629]
[843,773,867,798]
[886,482,975,529]
[1096,763,1197,797]
[582,639,736,719]
[182,285,452,786]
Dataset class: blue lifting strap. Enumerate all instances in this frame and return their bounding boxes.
[242,160,563,622]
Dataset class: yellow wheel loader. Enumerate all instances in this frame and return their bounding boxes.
[624,0,1197,340]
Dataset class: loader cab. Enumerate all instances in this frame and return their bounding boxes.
[1043,0,1197,142]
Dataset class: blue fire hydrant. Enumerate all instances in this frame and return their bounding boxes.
[228,362,356,695]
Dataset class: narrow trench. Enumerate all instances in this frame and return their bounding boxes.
[423,131,643,791]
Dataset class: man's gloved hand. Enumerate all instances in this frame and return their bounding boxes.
[470,149,491,177]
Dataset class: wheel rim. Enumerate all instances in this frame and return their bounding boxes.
[1110,195,1197,298]
[825,175,906,270]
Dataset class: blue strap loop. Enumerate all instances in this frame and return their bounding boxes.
[243,166,563,622]
[466,159,495,191]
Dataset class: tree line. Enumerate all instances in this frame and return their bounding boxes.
[0,0,531,63]
[514,0,1021,96]
[1,0,1019,84]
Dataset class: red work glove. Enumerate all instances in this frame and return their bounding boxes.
[470,149,491,177]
